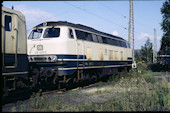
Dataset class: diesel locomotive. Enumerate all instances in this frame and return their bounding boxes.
[27,21,132,89]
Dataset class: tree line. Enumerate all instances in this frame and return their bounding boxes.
[135,0,170,64]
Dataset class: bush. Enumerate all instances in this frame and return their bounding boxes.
[148,63,170,72]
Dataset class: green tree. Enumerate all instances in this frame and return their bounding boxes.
[135,50,142,62]
[160,0,170,55]
[141,38,153,64]
[135,52,140,62]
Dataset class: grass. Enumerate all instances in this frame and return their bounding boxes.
[7,63,170,112]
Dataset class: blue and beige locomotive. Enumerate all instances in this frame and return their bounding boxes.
[27,21,132,88]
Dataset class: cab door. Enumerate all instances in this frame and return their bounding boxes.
[2,12,18,68]
[77,39,84,68]
[75,30,85,69]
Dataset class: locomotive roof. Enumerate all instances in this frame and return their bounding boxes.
[2,6,26,22]
[34,21,125,41]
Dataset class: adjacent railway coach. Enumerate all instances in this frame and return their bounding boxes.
[27,21,133,87]
[2,6,29,96]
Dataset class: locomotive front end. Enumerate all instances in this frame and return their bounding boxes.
[27,22,76,87]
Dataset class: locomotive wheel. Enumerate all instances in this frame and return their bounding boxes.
[32,67,40,86]
[91,75,98,83]
[83,74,91,86]
[66,78,74,90]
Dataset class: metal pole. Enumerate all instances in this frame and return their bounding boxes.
[129,0,136,68]
[132,0,135,63]
[153,28,157,63]
[128,0,131,45]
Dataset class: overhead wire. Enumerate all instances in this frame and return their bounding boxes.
[64,1,147,39]
[96,1,157,37]
[96,1,127,19]
[64,1,127,30]
[64,1,148,37]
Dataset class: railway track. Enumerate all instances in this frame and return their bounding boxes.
[2,78,108,106]
[2,72,112,106]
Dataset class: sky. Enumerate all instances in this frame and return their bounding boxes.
[2,0,165,50]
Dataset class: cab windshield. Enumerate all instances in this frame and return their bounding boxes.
[28,28,43,39]
[43,28,60,38]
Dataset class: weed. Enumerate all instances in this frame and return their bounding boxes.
[11,106,16,112]
[20,104,26,112]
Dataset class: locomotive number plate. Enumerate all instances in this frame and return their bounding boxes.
[37,45,43,51]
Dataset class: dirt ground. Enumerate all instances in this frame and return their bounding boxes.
[2,72,170,112]
[2,83,117,112]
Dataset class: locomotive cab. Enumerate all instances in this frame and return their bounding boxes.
[27,25,76,58]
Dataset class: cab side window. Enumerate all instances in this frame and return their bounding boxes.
[75,30,86,40]
[92,34,98,42]
[5,15,12,31]
[69,29,74,39]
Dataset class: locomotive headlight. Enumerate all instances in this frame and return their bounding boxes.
[49,56,57,62]
[28,56,33,62]
[52,57,56,61]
